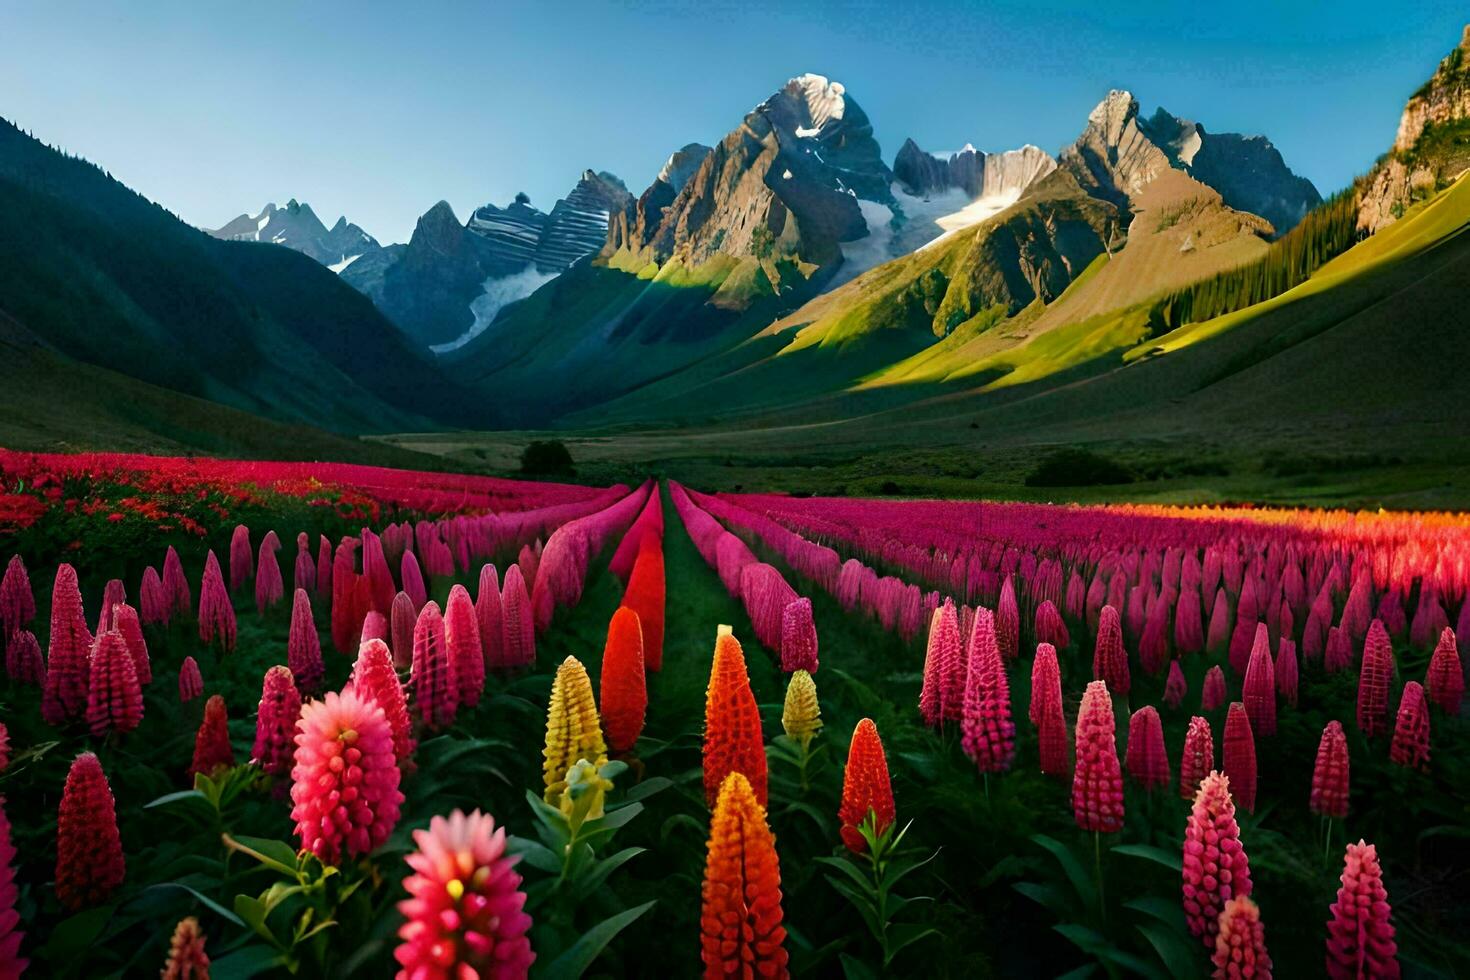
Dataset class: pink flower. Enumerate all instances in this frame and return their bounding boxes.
[1309,721,1349,819]
[85,630,144,737]
[390,591,417,671]
[1325,840,1399,979]
[42,563,92,726]
[255,530,284,615]
[400,550,428,612]
[253,666,302,779]
[1242,624,1276,737]
[1425,627,1463,715]
[1031,643,1070,777]
[197,551,236,653]
[1071,680,1123,833]
[229,525,253,592]
[0,797,28,975]
[1182,771,1252,945]
[0,554,35,636]
[1388,681,1430,771]
[290,689,403,865]
[1092,605,1130,696]
[919,600,964,726]
[411,601,458,730]
[1356,619,1394,738]
[1179,716,1214,800]
[1212,895,1271,979]
[1202,665,1227,712]
[444,584,484,709]
[288,589,324,694]
[475,565,502,672]
[960,607,1014,773]
[1275,638,1298,708]
[499,564,536,669]
[179,655,204,703]
[995,575,1019,662]
[351,639,416,766]
[162,545,193,619]
[1223,703,1256,814]
[780,597,818,673]
[111,602,151,685]
[1034,599,1070,650]
[1125,706,1170,792]
[1164,659,1188,709]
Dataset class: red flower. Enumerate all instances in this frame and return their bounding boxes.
[350,639,416,766]
[599,606,647,754]
[390,590,417,671]
[164,546,193,620]
[1223,703,1257,814]
[701,772,788,979]
[1325,626,1353,673]
[1425,627,1463,715]
[330,538,361,654]
[178,656,203,703]
[1388,681,1430,771]
[197,551,236,653]
[1174,586,1203,654]
[779,597,818,674]
[1242,624,1276,737]
[253,666,302,779]
[1202,665,1227,712]
[1034,598,1070,650]
[839,718,895,853]
[1357,619,1394,738]
[474,564,502,671]
[85,630,144,737]
[499,564,536,669]
[961,607,1015,773]
[1031,643,1070,777]
[95,577,125,636]
[161,916,209,979]
[411,601,459,731]
[1310,720,1350,818]
[0,554,35,634]
[290,688,403,865]
[111,602,151,685]
[703,626,768,808]
[1213,896,1271,979]
[394,809,534,979]
[4,629,42,686]
[996,574,1020,662]
[43,563,92,726]
[444,584,484,708]
[1165,659,1188,709]
[1179,716,1214,800]
[1183,771,1253,945]
[189,695,234,778]
[1275,638,1298,708]
[399,549,428,612]
[623,533,666,672]
[1125,705,1170,792]
[0,797,27,974]
[1325,840,1399,979]
[1071,680,1124,833]
[56,752,125,911]
[1092,605,1130,695]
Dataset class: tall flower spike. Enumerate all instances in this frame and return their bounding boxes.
[1310,720,1350,818]
[161,916,209,980]
[961,607,1015,773]
[287,589,324,694]
[779,597,818,674]
[919,601,961,726]
[411,601,459,731]
[996,574,1020,662]
[197,551,236,653]
[499,564,536,669]
[623,532,666,672]
[474,564,502,672]
[1325,626,1353,674]
[95,578,126,637]
[1357,619,1394,738]
[399,550,428,612]
[1032,643,1070,777]
[255,531,284,614]
[781,669,821,749]
[189,695,234,778]
[701,771,788,979]
[162,544,192,619]
[444,584,484,709]
[290,688,404,865]
[542,656,607,808]
[1092,605,1130,695]
[703,626,768,808]
[178,655,204,703]
[139,565,166,625]
[1125,706,1170,792]
[1389,681,1430,771]
[1183,771,1253,945]
[112,602,151,685]
[1202,665,1227,712]
[1071,680,1124,833]
[253,666,302,779]
[1034,598,1070,650]
[43,563,92,726]
[600,607,647,754]
[1223,703,1257,814]
[1213,895,1271,979]
[6,629,43,686]
[350,639,416,766]
[0,797,27,975]
[389,590,417,671]
[839,718,895,853]
[85,630,144,737]
[1425,627,1463,715]
[1164,659,1187,709]
[293,531,316,595]
[1242,623,1276,737]
[1275,638,1298,708]
[56,752,125,911]
[394,809,534,979]
[1174,586,1203,654]
[229,524,253,592]
[0,554,35,636]
[1325,840,1399,980]
[1179,716,1214,800]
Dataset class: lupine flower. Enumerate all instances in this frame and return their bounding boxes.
[1275,638,1298,708]
[1071,680,1123,832]
[1175,586,1204,654]
[253,666,302,779]
[0,554,35,636]
[139,565,167,625]
[1125,706,1170,791]
[780,597,818,674]
[996,575,1019,662]
[703,626,768,808]
[599,607,647,754]
[294,531,316,595]
[1310,720,1350,818]
[961,607,1015,773]
[330,539,361,655]
[781,669,822,749]
[499,565,536,669]
[1389,681,1430,771]
[197,552,236,653]
[474,565,502,672]
[350,639,416,766]
[1242,624,1276,737]
[95,578,126,637]
[389,590,417,671]
[920,600,963,726]
[85,630,144,737]
[1223,703,1257,814]
[517,544,540,596]
[1357,619,1394,738]
[1228,584,1260,676]
[56,752,125,910]
[287,589,324,695]
[179,656,203,702]
[361,610,388,646]
[394,809,534,980]
[1213,895,1270,979]
[5,628,42,687]
[1202,665,1227,712]
[189,695,234,778]
[316,535,333,600]
[1031,643,1070,777]
[109,601,151,686]
[623,532,666,672]
[1324,625,1353,673]
[1425,627,1463,715]
[701,771,788,979]
[1183,771,1252,945]
[1035,599,1070,650]
[1326,841,1399,979]
[839,718,895,853]
[1092,605,1130,695]
[542,656,607,808]
[289,688,404,865]
[1140,593,1171,674]
[161,916,209,980]
[162,545,192,619]
[1165,659,1187,709]
[444,584,485,708]
[255,531,284,615]
[229,525,253,592]
[43,563,92,726]
[0,797,26,975]
[1179,716,1214,800]
[1206,588,1231,655]
[400,550,428,612]
[411,602,458,731]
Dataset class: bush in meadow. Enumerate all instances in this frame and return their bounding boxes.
[703,627,767,808]
[701,771,788,978]
[55,752,125,911]
[290,689,403,865]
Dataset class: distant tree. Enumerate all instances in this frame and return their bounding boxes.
[1025,449,1133,487]
[520,440,573,476]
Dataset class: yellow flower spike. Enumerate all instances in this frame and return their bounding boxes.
[542,656,608,807]
[782,669,822,749]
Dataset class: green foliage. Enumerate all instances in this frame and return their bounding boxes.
[750,224,775,260]
[520,439,575,476]
[816,816,940,971]
[1024,448,1134,487]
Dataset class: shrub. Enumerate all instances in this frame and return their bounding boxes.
[520,440,574,476]
[1024,449,1133,487]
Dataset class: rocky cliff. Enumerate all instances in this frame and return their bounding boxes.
[209,200,379,268]
[893,140,1055,199]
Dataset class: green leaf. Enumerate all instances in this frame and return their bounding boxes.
[1112,844,1183,873]
[507,836,562,874]
[208,944,290,980]
[1136,922,1203,979]
[1031,834,1096,910]
[622,776,673,804]
[37,905,114,961]
[540,900,656,979]
[141,882,244,926]
[883,922,940,965]
[1124,895,1186,930]
[824,876,881,938]
[146,789,208,809]
[577,846,646,897]
[840,952,881,980]
[1012,881,1068,916]
[660,813,705,844]
[814,856,878,898]
[224,834,300,876]
[232,895,280,947]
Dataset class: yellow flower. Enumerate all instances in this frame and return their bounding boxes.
[558,758,614,823]
[543,657,607,807]
[782,669,822,749]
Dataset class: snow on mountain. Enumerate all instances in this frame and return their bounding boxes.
[209,200,379,268]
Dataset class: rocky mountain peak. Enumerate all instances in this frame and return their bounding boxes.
[1087,90,1142,144]
[656,143,713,194]
[208,199,378,265]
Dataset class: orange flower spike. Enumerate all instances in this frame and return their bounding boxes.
[600,606,648,753]
[700,771,789,979]
[702,626,768,808]
[838,718,896,853]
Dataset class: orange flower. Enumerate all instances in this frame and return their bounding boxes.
[838,718,895,853]
[701,771,788,979]
[599,607,647,753]
[622,533,665,672]
[703,626,767,808]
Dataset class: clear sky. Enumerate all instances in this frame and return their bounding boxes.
[3,1,1466,244]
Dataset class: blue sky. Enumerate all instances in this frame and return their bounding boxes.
[3,1,1466,243]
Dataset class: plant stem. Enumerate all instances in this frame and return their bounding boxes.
[1094,830,1106,924]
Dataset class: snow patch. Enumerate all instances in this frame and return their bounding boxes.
[430,266,558,355]
[831,198,895,287]
[782,169,793,179]
[328,254,362,274]
[918,187,1022,251]
[795,126,822,138]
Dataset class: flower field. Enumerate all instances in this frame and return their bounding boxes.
[0,453,1466,977]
